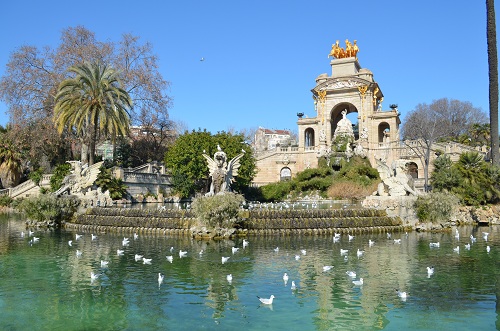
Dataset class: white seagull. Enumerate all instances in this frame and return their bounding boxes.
[90,272,100,282]
[393,239,401,244]
[158,273,164,285]
[348,234,355,241]
[227,274,233,283]
[257,295,275,305]
[300,249,307,256]
[291,281,297,290]
[429,242,440,248]
[346,271,356,278]
[100,260,109,268]
[487,245,491,253]
[134,233,139,240]
[427,266,434,277]
[352,278,364,286]
[122,238,130,246]
[274,247,279,252]
[453,246,460,253]
[295,255,301,261]
[76,250,82,257]
[396,289,408,300]
[483,232,489,241]
[91,234,98,241]
[242,239,249,248]
[117,249,124,256]
[166,255,173,263]
[68,240,73,246]
[283,273,289,284]
[75,233,82,240]
[465,243,471,250]
[135,254,143,261]
[143,258,152,264]
[470,235,477,243]
[369,239,375,247]
[323,265,334,272]
[179,250,187,258]
[387,233,392,239]
[340,249,349,255]
[357,249,364,258]
[232,247,239,254]
[222,256,230,264]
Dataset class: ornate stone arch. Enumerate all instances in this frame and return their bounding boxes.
[280,167,292,181]
[304,128,315,148]
[378,122,391,143]
[407,162,418,178]
[330,102,359,140]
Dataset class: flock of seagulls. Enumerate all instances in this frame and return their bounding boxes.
[22,226,494,306]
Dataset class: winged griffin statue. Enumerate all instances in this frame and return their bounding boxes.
[55,161,104,197]
[202,145,245,196]
[374,158,418,197]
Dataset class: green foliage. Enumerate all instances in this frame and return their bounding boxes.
[414,192,460,223]
[192,193,245,229]
[164,129,256,198]
[28,168,44,186]
[50,163,71,192]
[95,166,128,200]
[0,194,13,206]
[260,181,295,201]
[15,194,80,224]
[332,134,353,152]
[336,156,379,186]
[431,152,500,205]
[295,167,332,182]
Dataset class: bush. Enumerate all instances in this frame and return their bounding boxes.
[95,166,128,200]
[414,192,460,223]
[328,180,379,200]
[192,192,245,229]
[259,181,295,202]
[28,168,44,186]
[50,163,71,192]
[0,194,13,206]
[15,194,80,225]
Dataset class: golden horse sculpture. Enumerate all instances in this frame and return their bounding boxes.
[328,39,359,59]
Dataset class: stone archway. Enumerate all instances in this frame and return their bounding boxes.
[304,128,315,148]
[378,122,391,143]
[330,103,359,141]
[407,162,418,178]
[280,167,292,181]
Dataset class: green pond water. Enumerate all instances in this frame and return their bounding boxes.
[0,213,499,330]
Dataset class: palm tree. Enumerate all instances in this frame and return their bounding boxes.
[0,139,23,188]
[54,62,132,165]
[487,0,499,166]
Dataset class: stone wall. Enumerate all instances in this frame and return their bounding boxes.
[68,207,403,236]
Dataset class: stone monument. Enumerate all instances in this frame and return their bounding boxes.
[202,146,245,196]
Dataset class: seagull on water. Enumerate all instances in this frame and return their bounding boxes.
[396,289,408,300]
[179,250,187,258]
[135,254,143,261]
[283,273,289,284]
[76,250,82,257]
[483,232,489,241]
[323,266,334,272]
[357,249,364,258]
[122,238,130,246]
[348,234,355,241]
[227,274,233,283]
[295,255,301,261]
[242,239,249,248]
[68,240,73,246]
[346,271,356,278]
[90,272,100,282]
[333,236,340,243]
[387,233,392,239]
[453,246,460,253]
[117,249,124,256]
[100,260,109,268]
[75,233,82,240]
[393,239,401,244]
[369,239,375,247]
[340,249,349,255]
[134,233,139,240]
[158,273,164,285]
[291,281,297,290]
[427,266,434,277]
[465,243,471,250]
[257,295,275,305]
[232,247,239,254]
[300,249,307,256]
[352,278,364,286]
[274,247,279,252]
[91,234,98,241]
[143,258,152,264]
[199,249,204,256]
[166,255,173,263]
[470,235,477,243]
[487,245,491,253]
[429,242,440,248]
[222,256,230,264]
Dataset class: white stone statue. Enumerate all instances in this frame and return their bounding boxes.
[203,145,245,196]
[55,161,104,196]
[374,158,418,196]
[333,110,354,139]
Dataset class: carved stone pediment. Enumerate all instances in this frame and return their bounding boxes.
[313,77,371,93]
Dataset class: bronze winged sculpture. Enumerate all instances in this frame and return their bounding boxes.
[202,145,245,196]
[55,161,104,196]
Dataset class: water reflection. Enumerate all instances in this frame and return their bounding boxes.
[0,216,499,330]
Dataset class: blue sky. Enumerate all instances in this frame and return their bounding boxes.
[0,1,496,135]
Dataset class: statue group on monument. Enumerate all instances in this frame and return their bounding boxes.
[203,145,245,196]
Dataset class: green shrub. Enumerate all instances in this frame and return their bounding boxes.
[95,167,128,200]
[50,163,71,192]
[0,194,13,206]
[259,181,295,202]
[15,194,80,224]
[28,168,44,186]
[414,192,460,223]
[192,192,245,229]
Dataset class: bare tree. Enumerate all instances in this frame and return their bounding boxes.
[402,98,487,191]
[0,26,172,170]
